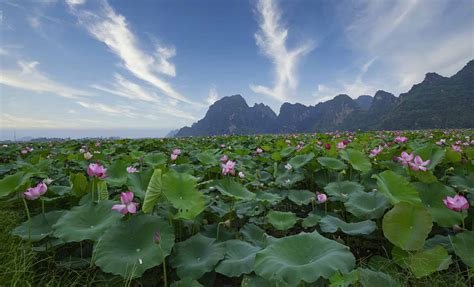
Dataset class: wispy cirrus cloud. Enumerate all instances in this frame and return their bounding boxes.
[0,60,92,99]
[250,0,314,102]
[92,75,197,121]
[206,85,219,105]
[68,0,195,105]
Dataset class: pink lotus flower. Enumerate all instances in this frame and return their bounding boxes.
[220,144,226,148]
[24,182,47,200]
[452,145,462,153]
[172,149,181,156]
[369,146,383,158]
[337,142,346,149]
[126,166,138,173]
[87,163,107,179]
[21,149,28,154]
[317,193,327,203]
[238,171,245,178]
[409,155,431,171]
[394,136,408,143]
[324,143,331,150]
[221,160,236,176]
[396,151,414,166]
[220,155,229,163]
[170,153,178,160]
[256,147,263,154]
[443,194,469,211]
[112,191,139,214]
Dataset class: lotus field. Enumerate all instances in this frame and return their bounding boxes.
[1,130,474,286]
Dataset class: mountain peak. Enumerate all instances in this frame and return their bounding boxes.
[423,72,446,83]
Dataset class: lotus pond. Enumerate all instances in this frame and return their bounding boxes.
[0,130,473,286]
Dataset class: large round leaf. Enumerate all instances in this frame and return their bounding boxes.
[317,157,347,170]
[195,151,218,166]
[215,240,261,277]
[451,230,474,267]
[162,170,206,220]
[266,210,298,231]
[214,178,256,200]
[0,172,29,198]
[104,159,128,186]
[382,202,432,250]
[12,210,65,241]
[414,182,465,227]
[171,278,203,287]
[373,170,422,206]
[126,168,153,199]
[53,201,123,242]
[344,191,390,219]
[407,246,452,278]
[339,149,371,172]
[359,268,399,287]
[288,152,314,169]
[171,233,226,280]
[319,215,376,235]
[254,231,356,285]
[324,181,364,202]
[94,214,174,278]
[287,190,315,205]
[413,143,445,170]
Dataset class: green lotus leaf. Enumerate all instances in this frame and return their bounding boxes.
[70,172,88,197]
[196,151,218,166]
[104,159,128,186]
[324,181,364,202]
[319,215,376,235]
[49,185,71,196]
[373,170,422,206]
[424,235,454,252]
[255,190,285,205]
[449,174,474,193]
[215,240,261,277]
[94,214,174,278]
[240,275,291,287]
[317,157,347,170]
[214,177,255,200]
[451,230,474,267]
[170,278,203,287]
[445,148,462,163]
[275,172,304,187]
[53,201,123,242]
[414,182,465,227]
[144,152,167,168]
[254,231,356,285]
[302,210,322,228]
[413,143,445,169]
[12,210,65,241]
[287,190,315,205]
[240,223,266,248]
[0,171,29,198]
[329,269,360,287]
[344,191,390,219]
[288,152,314,169]
[382,202,432,251]
[162,170,206,220]
[142,169,162,213]
[126,168,153,199]
[407,246,452,278]
[359,268,399,287]
[171,233,226,280]
[266,210,298,231]
[339,149,371,172]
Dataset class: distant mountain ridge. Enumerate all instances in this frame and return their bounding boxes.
[175,60,474,137]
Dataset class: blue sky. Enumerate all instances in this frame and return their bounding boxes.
[0,0,473,139]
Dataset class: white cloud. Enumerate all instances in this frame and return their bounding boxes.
[92,74,197,121]
[250,0,314,102]
[0,113,97,129]
[206,86,219,105]
[66,0,86,7]
[0,60,92,99]
[68,1,196,104]
[340,0,474,94]
[76,101,137,118]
